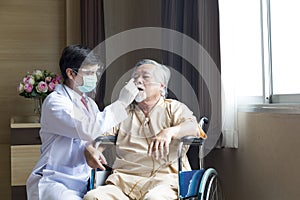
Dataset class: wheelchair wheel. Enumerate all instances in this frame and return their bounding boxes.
[198,168,223,200]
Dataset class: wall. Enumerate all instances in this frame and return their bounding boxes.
[0,0,80,199]
[205,112,300,200]
[66,0,81,45]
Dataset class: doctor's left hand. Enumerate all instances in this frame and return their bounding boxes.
[84,144,107,170]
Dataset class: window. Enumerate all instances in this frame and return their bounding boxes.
[268,0,300,103]
[235,0,263,97]
[220,0,264,105]
[219,0,300,147]
[235,0,300,104]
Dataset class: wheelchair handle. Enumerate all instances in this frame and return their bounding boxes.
[199,116,209,131]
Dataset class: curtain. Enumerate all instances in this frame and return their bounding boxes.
[81,0,106,110]
[162,0,222,169]
[218,0,264,148]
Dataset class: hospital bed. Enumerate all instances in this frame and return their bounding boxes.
[89,117,223,200]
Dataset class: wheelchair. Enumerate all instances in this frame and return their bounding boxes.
[89,117,223,200]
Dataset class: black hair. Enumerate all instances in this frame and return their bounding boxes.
[59,44,99,81]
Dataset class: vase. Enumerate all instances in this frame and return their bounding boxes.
[33,97,43,120]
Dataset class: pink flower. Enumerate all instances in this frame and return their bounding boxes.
[55,75,63,83]
[24,83,33,93]
[52,80,59,85]
[48,82,55,92]
[45,76,52,83]
[23,75,35,85]
[36,81,48,93]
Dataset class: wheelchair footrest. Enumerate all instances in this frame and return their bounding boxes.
[179,169,205,199]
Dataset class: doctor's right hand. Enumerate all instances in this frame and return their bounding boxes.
[118,78,139,107]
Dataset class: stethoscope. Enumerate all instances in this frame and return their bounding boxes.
[62,84,89,108]
[62,84,73,102]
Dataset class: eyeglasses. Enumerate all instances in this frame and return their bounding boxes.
[73,65,104,76]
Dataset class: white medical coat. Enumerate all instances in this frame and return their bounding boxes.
[26,84,128,200]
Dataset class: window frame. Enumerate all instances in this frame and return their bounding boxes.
[261,0,300,104]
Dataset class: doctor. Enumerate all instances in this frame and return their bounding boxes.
[26,44,139,200]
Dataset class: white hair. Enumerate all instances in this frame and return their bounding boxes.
[134,59,171,98]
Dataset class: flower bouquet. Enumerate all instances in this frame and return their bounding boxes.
[18,69,63,116]
[18,69,62,98]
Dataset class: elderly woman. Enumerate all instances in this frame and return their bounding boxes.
[84,59,203,200]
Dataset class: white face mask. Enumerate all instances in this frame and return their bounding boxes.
[77,74,97,93]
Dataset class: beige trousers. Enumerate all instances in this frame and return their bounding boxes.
[83,184,178,200]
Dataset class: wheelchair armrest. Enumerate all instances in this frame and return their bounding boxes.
[94,135,116,148]
[180,135,203,146]
[179,116,208,146]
